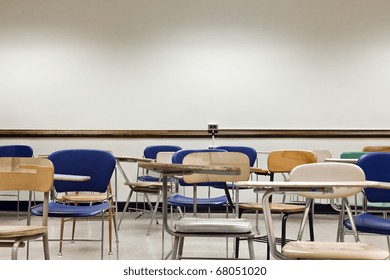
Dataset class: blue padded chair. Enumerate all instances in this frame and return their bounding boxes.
[0,145,34,218]
[213,146,262,223]
[168,149,231,215]
[344,152,390,252]
[119,145,182,234]
[214,145,259,188]
[138,145,182,182]
[0,145,33,157]
[338,151,369,219]
[212,146,260,218]
[31,149,117,259]
[214,146,258,174]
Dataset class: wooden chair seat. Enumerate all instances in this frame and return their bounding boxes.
[239,202,306,213]
[124,181,163,192]
[282,241,389,260]
[61,193,109,203]
[250,167,270,176]
[0,226,47,239]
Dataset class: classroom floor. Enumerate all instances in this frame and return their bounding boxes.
[1,208,388,261]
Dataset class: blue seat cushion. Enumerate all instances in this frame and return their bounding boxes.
[31,202,111,218]
[168,194,227,208]
[138,175,174,183]
[344,213,390,235]
[138,175,161,182]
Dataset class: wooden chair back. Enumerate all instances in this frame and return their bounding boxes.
[156,152,175,164]
[0,157,53,193]
[363,146,390,152]
[0,157,54,260]
[267,150,317,173]
[0,157,54,228]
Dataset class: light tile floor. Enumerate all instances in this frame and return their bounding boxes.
[0,210,388,260]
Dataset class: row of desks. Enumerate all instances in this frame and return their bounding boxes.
[138,160,387,259]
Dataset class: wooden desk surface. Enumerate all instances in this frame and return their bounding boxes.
[235,180,383,189]
[324,158,359,164]
[115,156,154,163]
[139,162,240,175]
[138,161,241,176]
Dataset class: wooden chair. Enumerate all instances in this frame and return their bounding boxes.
[237,150,317,259]
[363,146,390,152]
[0,157,54,260]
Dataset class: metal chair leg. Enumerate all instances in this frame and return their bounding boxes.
[58,218,65,256]
[147,191,162,236]
[178,237,185,260]
[11,240,22,260]
[171,236,180,260]
[118,190,133,229]
[100,211,105,260]
[248,237,255,260]
[43,234,50,260]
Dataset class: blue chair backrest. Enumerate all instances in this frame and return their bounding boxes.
[357,152,390,203]
[214,146,257,167]
[172,149,227,187]
[48,149,116,193]
[143,145,182,159]
[0,145,33,157]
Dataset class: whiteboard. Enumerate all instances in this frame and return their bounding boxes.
[1,0,390,130]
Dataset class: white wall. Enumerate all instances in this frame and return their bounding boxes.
[1,1,390,202]
[1,0,390,129]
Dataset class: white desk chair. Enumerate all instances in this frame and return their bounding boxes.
[282,162,389,260]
